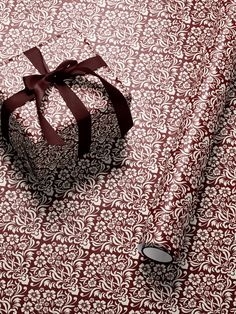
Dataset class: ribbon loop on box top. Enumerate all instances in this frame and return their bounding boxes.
[1,46,133,154]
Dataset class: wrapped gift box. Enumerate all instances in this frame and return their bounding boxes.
[0,30,133,190]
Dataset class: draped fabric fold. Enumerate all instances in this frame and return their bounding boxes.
[1,47,133,155]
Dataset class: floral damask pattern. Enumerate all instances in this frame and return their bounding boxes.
[141,4,236,261]
[0,0,235,313]
[0,30,131,192]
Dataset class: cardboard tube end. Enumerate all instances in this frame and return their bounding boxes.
[141,246,173,263]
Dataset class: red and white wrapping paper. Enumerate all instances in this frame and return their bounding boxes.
[140,19,236,262]
[0,0,235,313]
[0,30,131,188]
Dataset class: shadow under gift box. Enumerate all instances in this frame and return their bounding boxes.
[0,33,133,191]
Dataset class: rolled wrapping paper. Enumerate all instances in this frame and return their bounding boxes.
[139,25,236,263]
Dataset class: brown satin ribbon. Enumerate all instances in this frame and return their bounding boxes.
[1,47,133,155]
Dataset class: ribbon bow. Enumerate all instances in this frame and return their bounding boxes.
[1,47,133,155]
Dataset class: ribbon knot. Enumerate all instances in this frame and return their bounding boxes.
[1,46,133,155]
[23,59,79,92]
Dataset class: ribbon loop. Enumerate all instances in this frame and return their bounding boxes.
[23,74,44,91]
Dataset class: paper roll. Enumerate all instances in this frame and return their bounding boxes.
[139,24,235,262]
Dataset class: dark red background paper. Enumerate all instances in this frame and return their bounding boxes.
[0,0,235,313]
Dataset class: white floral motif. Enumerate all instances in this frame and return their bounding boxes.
[0,0,235,313]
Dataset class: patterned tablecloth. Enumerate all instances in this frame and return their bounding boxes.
[0,0,235,313]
